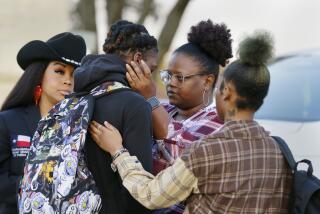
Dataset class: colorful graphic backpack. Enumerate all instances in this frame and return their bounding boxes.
[18,82,129,214]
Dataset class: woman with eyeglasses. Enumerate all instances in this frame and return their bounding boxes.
[126,19,232,167]
[116,19,233,213]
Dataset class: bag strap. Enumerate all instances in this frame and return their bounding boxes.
[87,82,131,121]
[66,82,131,123]
[272,136,296,170]
[87,87,131,121]
[93,87,131,99]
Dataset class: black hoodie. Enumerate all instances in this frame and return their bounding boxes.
[75,54,152,214]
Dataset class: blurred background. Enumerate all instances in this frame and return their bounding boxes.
[1,0,320,103]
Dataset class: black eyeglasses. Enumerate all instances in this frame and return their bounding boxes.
[160,70,209,86]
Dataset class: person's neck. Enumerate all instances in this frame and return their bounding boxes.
[224,108,254,122]
[176,101,212,121]
[39,98,54,117]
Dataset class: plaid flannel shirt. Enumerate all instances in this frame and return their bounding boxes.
[152,103,223,213]
[115,120,292,214]
[153,103,223,174]
[164,103,222,158]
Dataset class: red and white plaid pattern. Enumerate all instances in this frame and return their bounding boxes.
[165,103,222,158]
[153,103,223,174]
[152,103,223,213]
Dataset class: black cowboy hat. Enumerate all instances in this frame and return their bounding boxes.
[17,32,87,70]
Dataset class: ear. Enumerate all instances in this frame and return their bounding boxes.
[204,74,215,90]
[221,83,232,101]
[133,52,143,64]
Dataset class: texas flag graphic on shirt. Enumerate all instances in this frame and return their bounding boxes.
[16,135,31,147]
[11,135,31,158]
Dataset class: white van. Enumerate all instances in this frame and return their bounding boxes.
[256,49,320,177]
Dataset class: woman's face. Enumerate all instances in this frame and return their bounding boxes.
[165,53,212,110]
[40,61,74,107]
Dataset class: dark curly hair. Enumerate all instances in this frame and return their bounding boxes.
[103,20,158,56]
[222,31,274,111]
[174,19,233,88]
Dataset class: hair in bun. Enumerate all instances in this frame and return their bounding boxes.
[238,30,274,65]
[222,30,274,111]
[188,19,233,66]
[173,19,233,90]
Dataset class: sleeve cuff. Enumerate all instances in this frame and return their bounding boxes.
[113,152,145,178]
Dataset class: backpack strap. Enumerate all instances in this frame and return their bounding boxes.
[93,87,131,99]
[88,81,131,121]
[90,81,130,97]
[272,136,296,170]
[65,82,131,123]
[66,91,91,98]
[88,87,131,121]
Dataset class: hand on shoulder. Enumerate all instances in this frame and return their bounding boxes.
[89,121,123,156]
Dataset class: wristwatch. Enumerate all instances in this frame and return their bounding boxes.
[111,148,129,172]
[147,96,160,110]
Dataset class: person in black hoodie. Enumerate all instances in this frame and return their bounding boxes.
[74,20,158,214]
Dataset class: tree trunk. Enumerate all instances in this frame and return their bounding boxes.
[95,0,108,53]
[71,0,98,53]
[75,0,97,32]
[157,0,191,66]
[137,0,153,24]
[106,0,125,26]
